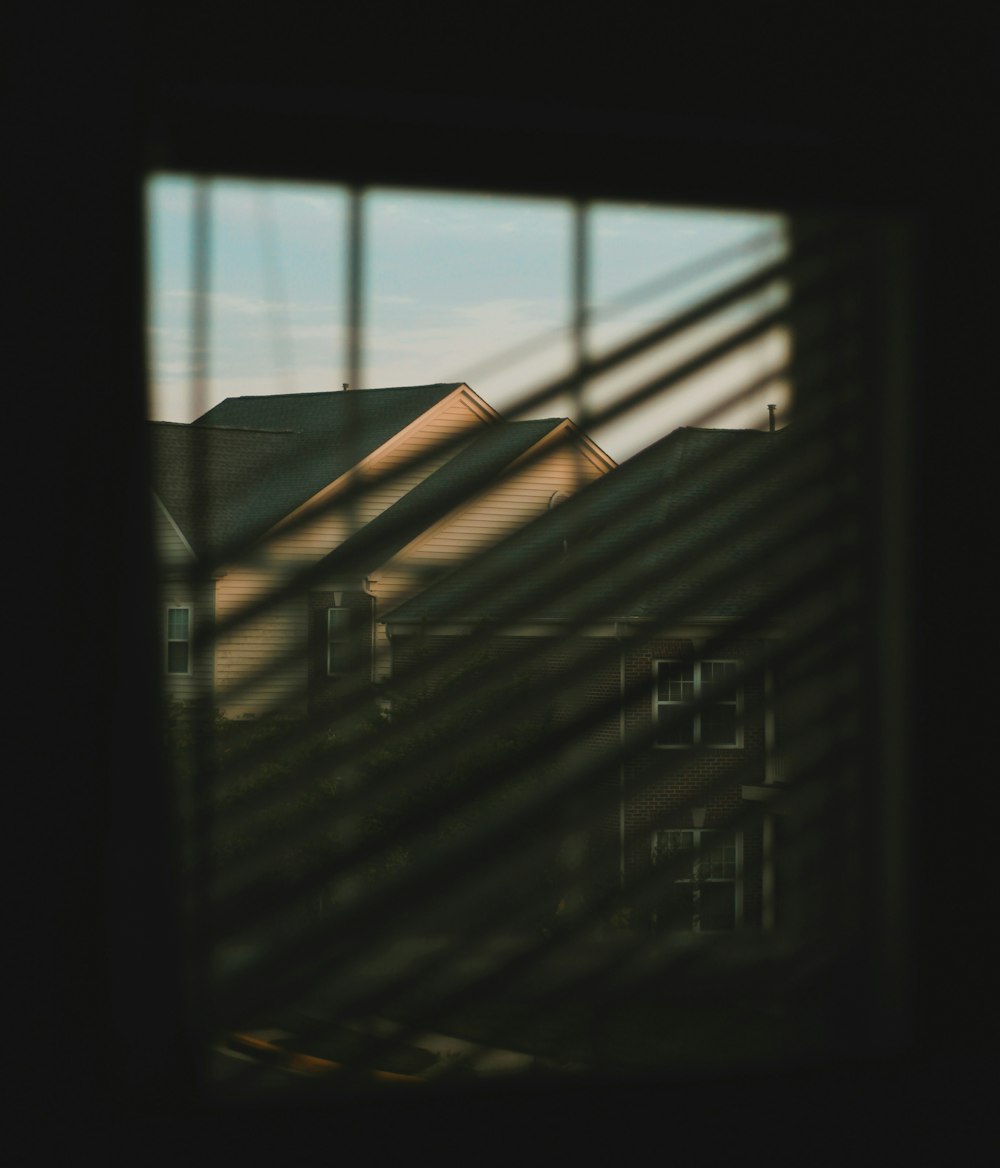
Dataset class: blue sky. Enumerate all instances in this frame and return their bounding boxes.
[147,178,789,462]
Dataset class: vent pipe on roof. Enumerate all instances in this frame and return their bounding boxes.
[342,383,350,392]
[767,404,776,433]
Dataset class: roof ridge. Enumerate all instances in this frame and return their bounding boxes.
[171,422,299,435]
[209,382,463,404]
[680,425,771,434]
[489,417,565,428]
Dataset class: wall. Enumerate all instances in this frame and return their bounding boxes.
[390,629,773,931]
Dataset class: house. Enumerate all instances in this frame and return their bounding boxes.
[152,382,615,718]
[383,421,835,934]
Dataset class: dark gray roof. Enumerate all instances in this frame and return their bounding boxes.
[315,419,566,576]
[386,426,802,628]
[151,422,347,557]
[196,383,462,441]
[153,384,467,561]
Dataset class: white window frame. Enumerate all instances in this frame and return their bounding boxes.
[651,828,744,931]
[653,658,743,748]
[326,606,351,676]
[165,604,192,675]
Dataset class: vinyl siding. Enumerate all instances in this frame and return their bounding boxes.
[392,438,606,567]
[263,392,490,564]
[214,567,308,718]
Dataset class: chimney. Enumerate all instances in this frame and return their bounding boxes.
[767,404,776,433]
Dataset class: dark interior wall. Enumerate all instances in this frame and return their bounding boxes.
[12,0,992,1130]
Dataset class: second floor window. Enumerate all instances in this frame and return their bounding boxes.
[654,659,742,747]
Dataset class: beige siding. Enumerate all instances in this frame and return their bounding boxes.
[214,568,309,718]
[395,440,606,568]
[264,391,490,564]
[264,514,356,566]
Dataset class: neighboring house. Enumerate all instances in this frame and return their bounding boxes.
[152,382,615,718]
[384,424,817,934]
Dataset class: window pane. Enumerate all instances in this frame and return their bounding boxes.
[657,660,693,703]
[167,641,189,673]
[702,704,737,745]
[702,832,737,878]
[167,609,189,639]
[702,660,736,684]
[663,830,694,853]
[328,609,350,636]
[327,607,353,674]
[328,642,352,673]
[661,831,695,868]
[657,706,694,746]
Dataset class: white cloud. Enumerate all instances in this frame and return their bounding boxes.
[372,293,415,306]
[162,289,337,318]
[285,192,341,218]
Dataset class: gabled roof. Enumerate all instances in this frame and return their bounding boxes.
[385,426,795,628]
[314,418,567,576]
[153,384,475,560]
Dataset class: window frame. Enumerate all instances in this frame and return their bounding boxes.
[651,827,744,932]
[165,604,192,676]
[653,658,743,749]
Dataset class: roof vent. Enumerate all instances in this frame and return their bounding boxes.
[767,404,776,432]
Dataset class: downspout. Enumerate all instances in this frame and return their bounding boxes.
[362,576,378,684]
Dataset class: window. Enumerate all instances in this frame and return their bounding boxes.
[652,829,743,931]
[326,607,352,676]
[654,659,742,747]
[165,606,191,674]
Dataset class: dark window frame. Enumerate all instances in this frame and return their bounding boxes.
[654,658,743,748]
[165,604,192,675]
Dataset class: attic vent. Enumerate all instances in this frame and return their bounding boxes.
[548,490,571,510]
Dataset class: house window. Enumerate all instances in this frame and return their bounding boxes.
[166,606,191,674]
[327,607,352,675]
[652,829,743,931]
[654,659,742,747]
